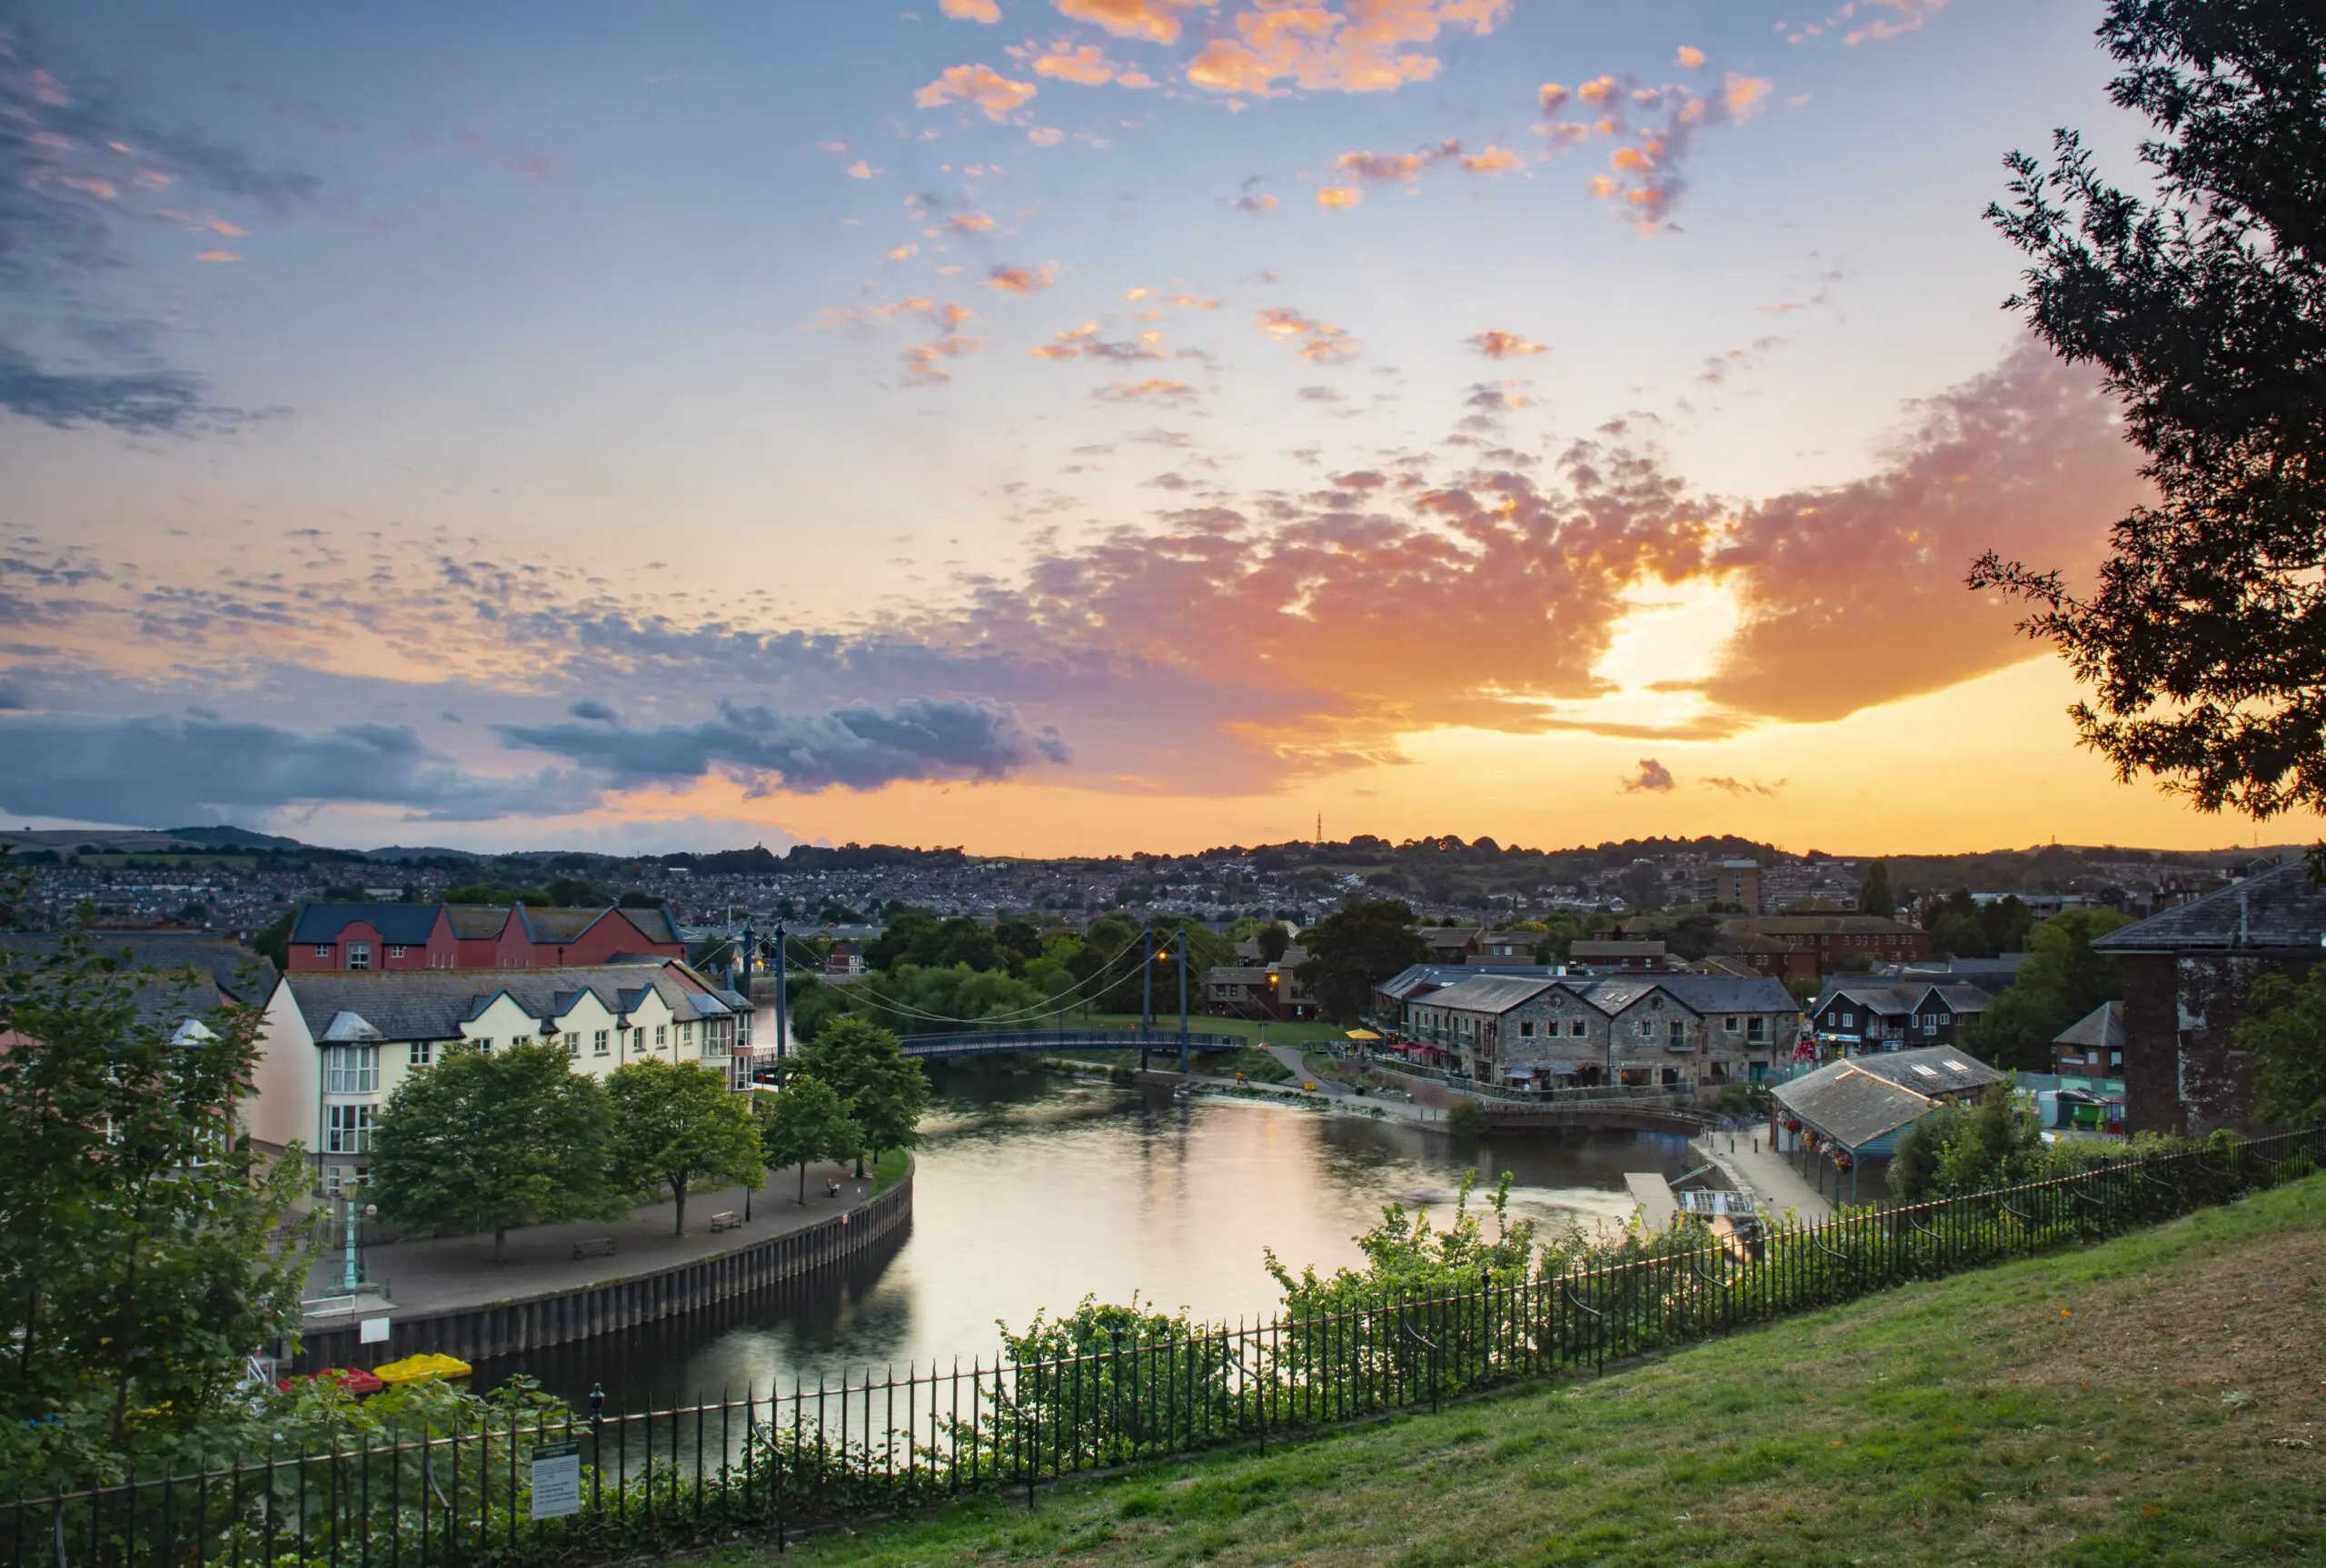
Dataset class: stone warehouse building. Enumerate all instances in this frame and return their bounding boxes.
[1402,972,1801,1090]
[2096,860,2326,1136]
[246,958,754,1195]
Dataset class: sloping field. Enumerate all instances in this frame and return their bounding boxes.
[701,1173,2325,1566]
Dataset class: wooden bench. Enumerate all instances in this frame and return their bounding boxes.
[571,1237,617,1260]
[708,1211,741,1233]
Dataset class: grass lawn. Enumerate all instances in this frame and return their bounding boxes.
[869,1147,910,1194]
[1079,1010,1357,1049]
[678,1174,2326,1566]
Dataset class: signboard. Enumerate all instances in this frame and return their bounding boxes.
[359,1316,391,1345]
[530,1442,582,1519]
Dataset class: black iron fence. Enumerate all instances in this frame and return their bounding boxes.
[11,1126,2321,1566]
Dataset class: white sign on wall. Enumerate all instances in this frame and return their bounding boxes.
[359,1316,391,1345]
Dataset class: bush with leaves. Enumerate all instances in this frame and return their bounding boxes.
[2237,963,2326,1126]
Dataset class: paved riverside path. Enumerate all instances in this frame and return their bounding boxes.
[1691,1133,1834,1223]
[1263,1042,1354,1095]
[305,1157,879,1321]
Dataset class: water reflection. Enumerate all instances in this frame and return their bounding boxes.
[478,1067,1689,1410]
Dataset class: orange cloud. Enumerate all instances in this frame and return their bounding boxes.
[940,0,1003,19]
[1034,45,1118,84]
[904,333,989,385]
[1784,0,1953,46]
[1546,60,1778,229]
[1185,0,1510,95]
[1056,0,1217,44]
[949,211,999,233]
[1337,147,1442,183]
[1317,185,1363,208]
[1675,45,1705,68]
[1699,338,2147,723]
[1459,144,1521,174]
[846,160,875,179]
[1093,378,1196,400]
[985,263,1058,293]
[915,64,1039,120]
[1469,330,1545,359]
[1538,82,1570,112]
[1258,304,1357,362]
[194,249,243,262]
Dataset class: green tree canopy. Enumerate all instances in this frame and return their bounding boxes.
[607,1058,763,1235]
[1973,1,2326,851]
[790,1017,929,1175]
[370,1040,623,1262]
[1858,862,1894,919]
[2235,964,2326,1126]
[0,932,308,1455]
[1295,899,1429,1023]
[759,1076,862,1205]
[1961,908,2136,1071]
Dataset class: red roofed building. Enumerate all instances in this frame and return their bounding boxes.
[288,902,686,972]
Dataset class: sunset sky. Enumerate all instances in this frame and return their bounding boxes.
[4,0,2314,857]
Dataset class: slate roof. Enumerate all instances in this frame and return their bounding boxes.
[1571,939,1666,957]
[1374,963,1558,1000]
[1844,1046,2005,1097]
[1410,973,1558,1013]
[1921,983,1995,1016]
[289,903,444,946]
[1773,1062,1940,1150]
[0,933,278,1023]
[1813,983,1921,1019]
[2094,859,2326,953]
[445,905,509,938]
[282,960,741,1043]
[1652,974,1800,1017]
[2053,1000,2126,1052]
[515,906,603,943]
[1723,915,1923,938]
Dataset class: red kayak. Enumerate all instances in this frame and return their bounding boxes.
[280,1366,386,1396]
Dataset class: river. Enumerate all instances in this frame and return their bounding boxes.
[477,1065,1693,1411]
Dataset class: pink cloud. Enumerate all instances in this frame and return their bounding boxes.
[915,64,1039,120]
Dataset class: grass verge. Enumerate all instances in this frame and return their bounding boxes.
[868,1147,910,1195]
[681,1173,2326,1566]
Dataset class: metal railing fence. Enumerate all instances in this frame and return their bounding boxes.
[8,1126,2320,1566]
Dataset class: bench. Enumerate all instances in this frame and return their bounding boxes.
[571,1237,617,1260]
[708,1211,741,1233]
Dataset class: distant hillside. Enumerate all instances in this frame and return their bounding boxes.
[161,825,310,850]
[363,845,487,862]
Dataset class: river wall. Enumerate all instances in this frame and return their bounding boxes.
[294,1170,914,1373]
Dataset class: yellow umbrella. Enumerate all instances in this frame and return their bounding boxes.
[372,1352,472,1385]
[1345,1029,1380,1041]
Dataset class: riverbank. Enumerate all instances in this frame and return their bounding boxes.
[680,1170,2326,1566]
[295,1156,912,1372]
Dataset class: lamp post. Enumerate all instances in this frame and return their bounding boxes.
[338,1185,375,1293]
[1138,918,1153,1072]
[1177,926,1190,1075]
[772,918,788,1084]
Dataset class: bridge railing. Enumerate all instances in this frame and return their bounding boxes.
[1371,1061,1695,1106]
[897,1028,1247,1057]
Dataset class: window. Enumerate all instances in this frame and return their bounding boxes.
[681,1021,694,1047]
[564,1032,580,1056]
[655,1025,667,1047]
[325,1103,376,1154]
[346,941,372,971]
[1569,1018,1586,1037]
[475,1037,493,1053]
[408,1041,432,1067]
[1747,1017,1766,1042]
[323,1164,353,1196]
[313,945,333,959]
[1725,1016,1739,1031]
[387,945,408,959]
[324,1045,379,1094]
[1518,1019,1535,1037]
[593,1029,610,1056]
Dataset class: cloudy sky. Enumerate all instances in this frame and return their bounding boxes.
[3,0,2308,855]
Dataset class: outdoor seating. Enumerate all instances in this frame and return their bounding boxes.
[571,1236,617,1260]
[709,1211,741,1232]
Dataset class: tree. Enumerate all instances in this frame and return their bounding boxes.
[1295,899,1429,1023]
[544,876,604,907]
[0,931,308,1451]
[1256,923,1290,964]
[790,1017,929,1176]
[1972,2,2326,858]
[2235,964,2326,1126]
[370,1040,622,1263]
[1857,862,1895,919]
[607,1058,764,1235]
[759,1077,862,1205]
[1961,908,2136,1070]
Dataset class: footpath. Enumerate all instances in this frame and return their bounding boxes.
[1689,1130,1834,1222]
[304,1157,874,1322]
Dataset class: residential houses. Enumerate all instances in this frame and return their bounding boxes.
[1567,939,1676,973]
[1400,972,1800,1091]
[1206,937,1318,1020]
[287,902,686,972]
[2095,859,2326,1135]
[248,958,755,1195]
[1808,982,1993,1054]
[1718,915,1931,975]
[1367,961,1563,1023]
[2051,999,2126,1081]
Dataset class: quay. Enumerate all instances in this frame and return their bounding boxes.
[294,1158,911,1373]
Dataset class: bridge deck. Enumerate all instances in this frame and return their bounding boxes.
[898,1028,1245,1058]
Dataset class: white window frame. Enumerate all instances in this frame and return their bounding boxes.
[564,1032,580,1055]
[325,1103,376,1154]
[324,1045,379,1094]
[593,1029,610,1056]
[345,941,372,971]
[313,945,333,959]
[408,1040,432,1066]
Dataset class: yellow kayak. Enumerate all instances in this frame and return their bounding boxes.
[372,1353,472,1384]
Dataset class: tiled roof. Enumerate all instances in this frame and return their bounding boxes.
[445,905,508,938]
[289,903,443,946]
[1410,973,1557,1013]
[282,960,741,1043]
[2053,1000,2126,1051]
[1724,915,1923,938]
[0,933,277,1023]
[2094,859,2326,953]
[1375,963,1557,999]
[516,906,603,943]
[619,905,681,945]
[1773,1062,1938,1149]
[1844,1045,2005,1097]
[1652,974,1801,1016]
[1814,984,1922,1018]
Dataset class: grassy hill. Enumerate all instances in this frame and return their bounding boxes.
[692,1174,2325,1566]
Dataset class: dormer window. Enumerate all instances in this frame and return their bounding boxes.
[345,941,371,971]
